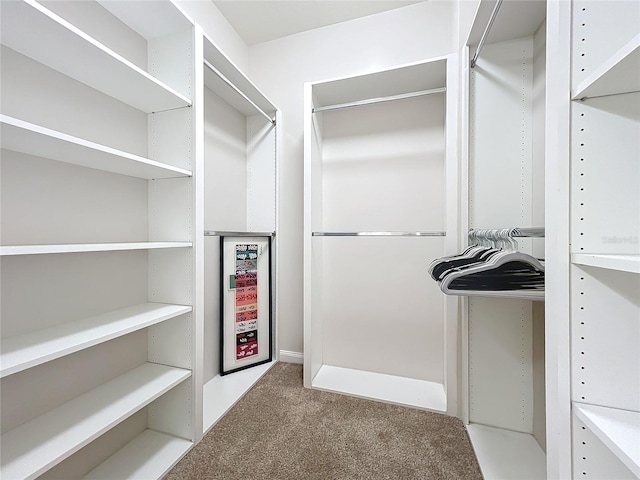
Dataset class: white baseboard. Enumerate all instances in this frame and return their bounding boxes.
[279,350,303,364]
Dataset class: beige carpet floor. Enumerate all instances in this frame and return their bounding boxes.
[166,363,482,480]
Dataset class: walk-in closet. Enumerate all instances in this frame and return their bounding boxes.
[1,1,638,479]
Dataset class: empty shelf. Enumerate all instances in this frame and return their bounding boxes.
[573,34,640,100]
[203,360,276,433]
[203,34,277,119]
[0,0,191,113]
[312,365,447,412]
[83,429,192,480]
[0,242,192,256]
[1,303,192,378]
[574,403,640,477]
[1,115,192,179]
[0,363,191,480]
[572,254,640,274]
[466,424,546,480]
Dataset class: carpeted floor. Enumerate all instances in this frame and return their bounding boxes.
[166,363,482,480]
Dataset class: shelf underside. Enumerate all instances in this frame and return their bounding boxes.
[0,0,190,113]
[1,115,192,179]
[311,59,447,109]
[1,303,192,378]
[0,363,191,480]
[203,35,277,119]
[311,365,447,412]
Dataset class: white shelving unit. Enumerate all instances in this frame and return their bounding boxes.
[0,0,201,478]
[1,303,192,378]
[1,363,190,480]
[0,0,190,113]
[545,1,640,478]
[567,2,640,478]
[201,33,279,433]
[463,1,548,478]
[304,57,459,415]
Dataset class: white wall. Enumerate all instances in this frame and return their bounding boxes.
[175,0,249,73]
[247,2,456,357]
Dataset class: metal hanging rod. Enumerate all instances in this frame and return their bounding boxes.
[511,227,545,238]
[312,87,446,114]
[312,231,446,237]
[468,228,545,238]
[203,59,276,125]
[470,0,503,68]
[205,231,275,237]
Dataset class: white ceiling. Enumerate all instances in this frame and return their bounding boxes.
[212,1,424,46]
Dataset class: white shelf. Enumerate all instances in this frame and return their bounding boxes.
[0,115,192,179]
[467,1,546,48]
[0,0,191,113]
[574,403,640,477]
[310,58,447,109]
[83,429,192,480]
[203,34,277,118]
[444,289,545,301]
[1,303,192,378]
[0,242,192,256]
[466,424,547,480]
[312,365,447,412]
[0,363,191,480]
[203,360,276,433]
[572,254,640,274]
[573,34,640,100]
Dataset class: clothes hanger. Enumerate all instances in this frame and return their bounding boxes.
[428,230,497,280]
[439,249,545,293]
